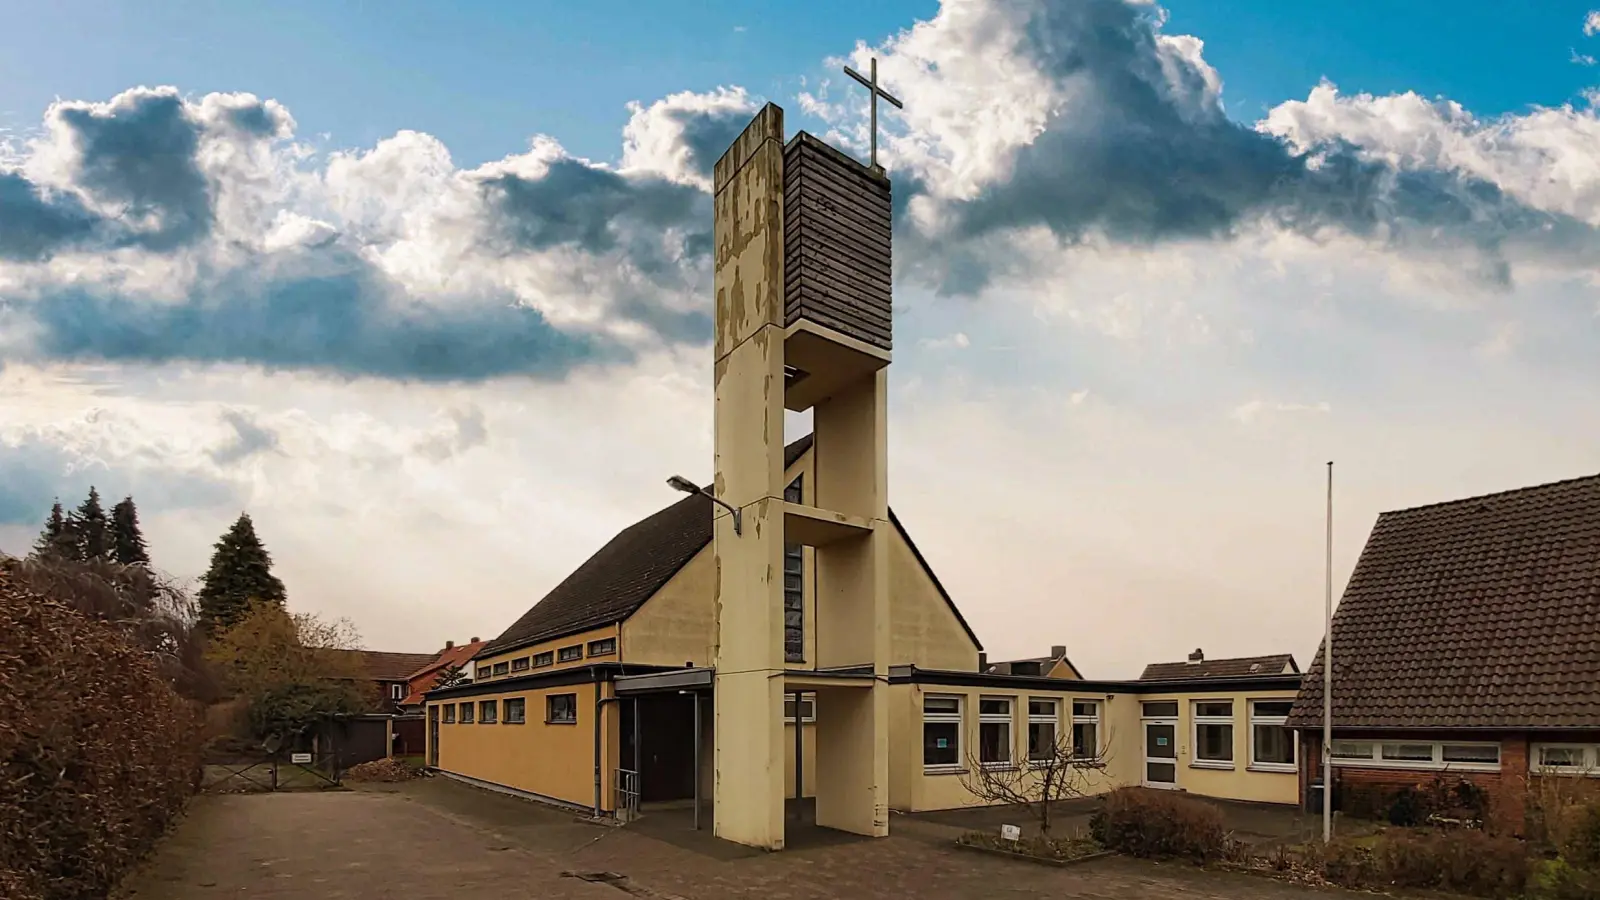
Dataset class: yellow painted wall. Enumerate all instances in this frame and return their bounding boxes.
[1131,688,1301,805]
[469,624,620,680]
[893,684,1301,812]
[429,681,612,809]
[621,547,717,667]
[1046,658,1083,680]
[887,530,979,671]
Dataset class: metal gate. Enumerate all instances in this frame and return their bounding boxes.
[616,767,640,822]
[201,751,343,793]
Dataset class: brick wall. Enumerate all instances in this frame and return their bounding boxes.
[1297,732,1530,835]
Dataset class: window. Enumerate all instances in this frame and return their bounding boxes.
[1192,701,1234,768]
[587,638,616,657]
[478,700,497,724]
[477,666,493,680]
[783,476,804,663]
[511,657,530,672]
[1027,698,1059,762]
[1249,700,1296,772]
[784,693,816,723]
[1142,701,1179,719]
[557,645,583,663]
[979,697,1013,767]
[923,695,963,770]
[443,704,456,724]
[492,662,509,676]
[1071,701,1101,759]
[503,697,526,724]
[459,702,473,724]
[1329,740,1501,771]
[390,683,404,700]
[1531,744,1600,774]
[533,651,554,668]
[547,693,578,724]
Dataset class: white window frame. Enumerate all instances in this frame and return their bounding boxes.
[1071,700,1102,760]
[1247,700,1298,773]
[1191,700,1235,770]
[978,696,1015,769]
[1027,697,1059,764]
[922,694,964,773]
[1529,743,1600,776]
[1327,739,1502,773]
[390,683,404,701]
[784,693,816,724]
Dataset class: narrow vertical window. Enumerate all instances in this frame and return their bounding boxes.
[1027,698,1059,762]
[979,697,1014,767]
[783,476,804,662]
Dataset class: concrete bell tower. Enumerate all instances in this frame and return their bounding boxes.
[710,102,894,850]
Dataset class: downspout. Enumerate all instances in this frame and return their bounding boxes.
[593,666,620,819]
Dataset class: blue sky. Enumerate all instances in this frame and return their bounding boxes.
[1,0,1598,671]
[4,1,1596,167]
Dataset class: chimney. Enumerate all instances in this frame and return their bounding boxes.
[445,640,454,650]
[978,652,989,672]
[1050,644,1066,660]
[471,636,480,643]
[1187,648,1204,664]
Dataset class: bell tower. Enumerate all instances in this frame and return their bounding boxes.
[710,100,895,850]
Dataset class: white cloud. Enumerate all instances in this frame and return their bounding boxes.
[1230,400,1332,425]
[919,331,970,350]
[1586,10,1600,37]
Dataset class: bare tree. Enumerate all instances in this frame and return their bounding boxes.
[959,726,1113,838]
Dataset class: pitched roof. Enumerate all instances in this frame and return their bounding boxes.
[338,649,440,683]
[479,434,982,657]
[1141,654,1298,682]
[400,640,486,706]
[1288,472,1600,730]
[986,654,1081,678]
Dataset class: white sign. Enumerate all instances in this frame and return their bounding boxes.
[290,753,312,764]
[1000,824,1021,843]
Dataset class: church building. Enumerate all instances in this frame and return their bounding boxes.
[424,101,1303,850]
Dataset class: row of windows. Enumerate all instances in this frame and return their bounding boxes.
[922,695,1102,771]
[439,694,578,725]
[1329,740,1502,771]
[475,638,617,680]
[1173,700,1297,772]
[1532,743,1600,774]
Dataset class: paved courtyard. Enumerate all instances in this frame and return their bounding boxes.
[120,778,1359,900]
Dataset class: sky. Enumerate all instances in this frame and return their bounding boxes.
[1,0,1598,678]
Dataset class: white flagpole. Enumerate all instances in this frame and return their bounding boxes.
[1322,460,1334,843]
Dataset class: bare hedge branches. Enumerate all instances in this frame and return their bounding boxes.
[0,556,203,900]
[958,727,1110,836]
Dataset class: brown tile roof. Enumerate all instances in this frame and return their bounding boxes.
[1288,472,1600,730]
[336,649,440,683]
[479,435,982,657]
[1140,654,1298,681]
[986,654,1081,678]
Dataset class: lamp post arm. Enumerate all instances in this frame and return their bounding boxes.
[703,491,743,536]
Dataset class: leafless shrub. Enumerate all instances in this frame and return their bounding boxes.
[958,726,1110,837]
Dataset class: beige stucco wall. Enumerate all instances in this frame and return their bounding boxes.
[429,681,610,809]
[470,624,620,680]
[893,683,1301,812]
[887,527,979,671]
[621,547,717,667]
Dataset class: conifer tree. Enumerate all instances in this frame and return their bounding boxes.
[70,486,111,562]
[197,512,287,633]
[111,496,151,567]
[30,499,75,560]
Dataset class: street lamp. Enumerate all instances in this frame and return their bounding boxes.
[667,475,742,536]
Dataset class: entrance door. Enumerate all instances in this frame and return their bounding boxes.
[1143,721,1178,788]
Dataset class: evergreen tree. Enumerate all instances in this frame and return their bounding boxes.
[69,486,111,562]
[432,663,469,690]
[30,499,77,560]
[111,496,151,567]
[197,512,287,633]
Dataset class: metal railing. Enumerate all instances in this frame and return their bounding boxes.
[615,768,640,823]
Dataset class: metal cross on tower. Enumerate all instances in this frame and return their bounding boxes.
[843,57,902,171]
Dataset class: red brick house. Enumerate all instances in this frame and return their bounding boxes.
[1289,473,1600,834]
[399,638,485,713]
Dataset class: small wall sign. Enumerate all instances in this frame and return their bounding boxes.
[290,752,312,764]
[1000,824,1021,843]
[936,738,948,748]
[1156,737,1168,746]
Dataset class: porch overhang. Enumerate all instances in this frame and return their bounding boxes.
[615,667,714,695]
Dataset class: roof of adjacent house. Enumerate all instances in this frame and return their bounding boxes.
[399,640,486,706]
[478,434,983,658]
[337,649,440,683]
[1140,654,1298,682]
[1288,472,1600,730]
[985,654,1081,678]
